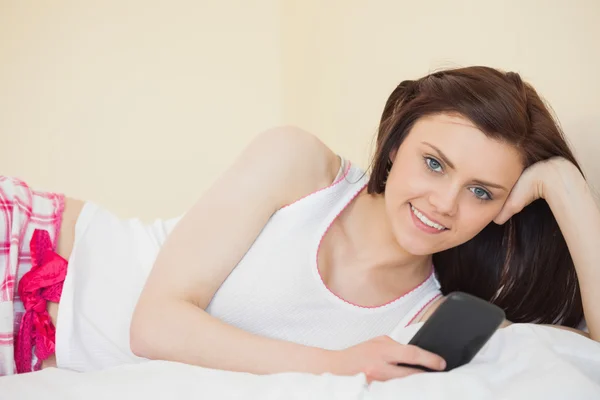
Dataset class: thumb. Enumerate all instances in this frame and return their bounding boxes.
[494,188,529,225]
[494,204,515,225]
[494,163,546,225]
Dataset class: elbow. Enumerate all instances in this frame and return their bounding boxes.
[130,303,161,359]
[129,327,150,360]
[130,297,193,360]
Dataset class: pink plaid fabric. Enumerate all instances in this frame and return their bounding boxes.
[0,176,64,376]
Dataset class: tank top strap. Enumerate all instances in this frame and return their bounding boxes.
[278,154,368,216]
[317,156,369,226]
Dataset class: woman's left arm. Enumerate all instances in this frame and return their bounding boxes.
[495,157,600,342]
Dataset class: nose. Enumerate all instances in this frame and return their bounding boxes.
[429,184,460,217]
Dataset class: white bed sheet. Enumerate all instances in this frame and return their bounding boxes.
[1,323,600,400]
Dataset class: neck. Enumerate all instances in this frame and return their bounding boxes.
[339,187,432,280]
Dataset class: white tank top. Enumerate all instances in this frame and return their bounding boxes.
[205,156,442,350]
[56,156,442,372]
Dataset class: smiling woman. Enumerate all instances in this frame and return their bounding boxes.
[368,68,588,329]
[2,66,599,383]
[381,113,524,255]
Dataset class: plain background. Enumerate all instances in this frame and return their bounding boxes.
[1,0,599,220]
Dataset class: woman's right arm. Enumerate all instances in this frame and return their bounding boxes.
[130,126,446,380]
[130,126,340,374]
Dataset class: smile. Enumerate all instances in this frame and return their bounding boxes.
[410,204,448,231]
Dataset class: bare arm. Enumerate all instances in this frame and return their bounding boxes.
[130,126,342,374]
[541,160,600,341]
[491,158,599,342]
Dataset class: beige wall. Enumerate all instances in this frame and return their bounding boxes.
[0,0,284,219]
[283,0,600,177]
[1,0,599,220]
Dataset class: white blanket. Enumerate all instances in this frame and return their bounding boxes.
[1,323,600,400]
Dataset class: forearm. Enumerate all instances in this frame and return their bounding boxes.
[131,299,334,375]
[546,176,600,341]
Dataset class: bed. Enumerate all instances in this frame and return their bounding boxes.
[1,321,599,399]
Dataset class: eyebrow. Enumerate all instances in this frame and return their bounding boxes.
[423,142,455,169]
[422,142,509,191]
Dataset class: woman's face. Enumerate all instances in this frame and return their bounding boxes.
[385,113,524,256]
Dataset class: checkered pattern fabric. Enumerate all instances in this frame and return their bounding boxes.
[0,176,64,376]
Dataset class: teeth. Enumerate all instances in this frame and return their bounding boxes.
[411,205,446,231]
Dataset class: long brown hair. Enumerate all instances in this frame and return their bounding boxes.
[368,66,584,327]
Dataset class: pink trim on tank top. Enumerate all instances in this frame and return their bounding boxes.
[315,181,436,310]
[404,292,443,327]
[280,160,352,210]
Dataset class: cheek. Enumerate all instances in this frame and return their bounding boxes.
[387,162,431,199]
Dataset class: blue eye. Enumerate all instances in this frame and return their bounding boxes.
[425,157,443,173]
[470,187,492,201]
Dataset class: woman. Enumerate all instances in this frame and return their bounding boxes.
[2,66,598,381]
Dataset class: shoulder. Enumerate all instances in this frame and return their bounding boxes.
[249,125,339,173]
[244,126,342,207]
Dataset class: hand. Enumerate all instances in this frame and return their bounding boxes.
[494,157,585,225]
[330,336,446,383]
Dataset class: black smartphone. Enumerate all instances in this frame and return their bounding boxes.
[397,291,506,372]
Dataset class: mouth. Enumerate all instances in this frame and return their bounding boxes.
[409,203,448,233]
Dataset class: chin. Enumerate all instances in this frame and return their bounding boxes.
[396,234,439,256]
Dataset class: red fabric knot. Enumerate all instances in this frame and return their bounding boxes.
[15,229,68,373]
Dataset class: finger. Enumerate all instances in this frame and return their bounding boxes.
[495,169,539,225]
[494,193,529,225]
[396,362,435,372]
[373,364,423,382]
[494,200,518,225]
[494,185,529,225]
[393,345,446,371]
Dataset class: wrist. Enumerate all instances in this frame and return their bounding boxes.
[543,160,589,207]
[318,348,359,377]
[311,348,341,375]
[542,160,600,240]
